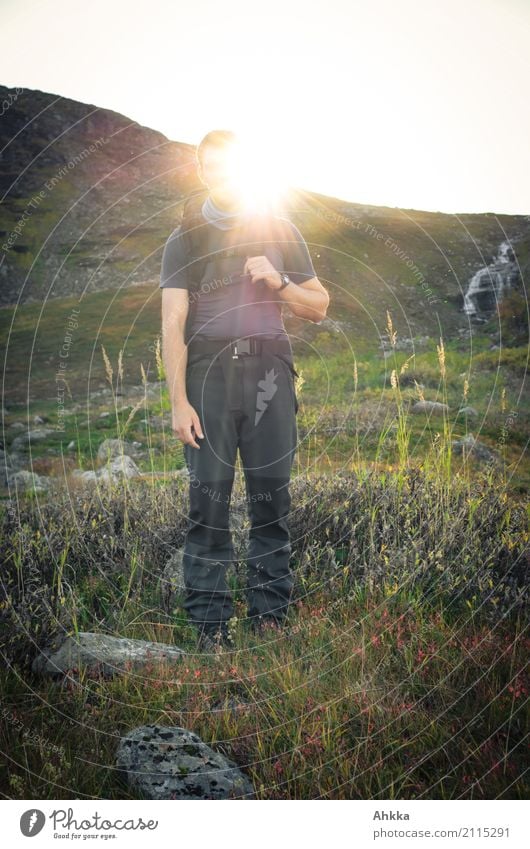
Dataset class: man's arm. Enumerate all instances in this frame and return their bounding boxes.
[269,217,329,322]
[277,275,330,323]
[161,288,204,449]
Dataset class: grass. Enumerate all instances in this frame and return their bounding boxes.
[0,312,528,799]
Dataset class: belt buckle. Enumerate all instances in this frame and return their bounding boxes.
[231,337,251,358]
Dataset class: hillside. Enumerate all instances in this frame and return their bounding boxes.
[1,83,529,330]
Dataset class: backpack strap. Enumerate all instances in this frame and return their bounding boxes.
[178,195,280,343]
[179,189,211,291]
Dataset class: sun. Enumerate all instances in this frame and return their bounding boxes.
[219,133,290,213]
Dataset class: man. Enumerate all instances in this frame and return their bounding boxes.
[160,130,329,652]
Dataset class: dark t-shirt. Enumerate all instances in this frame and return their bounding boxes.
[159,216,316,339]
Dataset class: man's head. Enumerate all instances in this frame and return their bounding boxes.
[196,129,242,210]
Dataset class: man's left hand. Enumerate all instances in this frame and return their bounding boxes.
[243,255,282,290]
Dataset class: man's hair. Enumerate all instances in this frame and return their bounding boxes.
[196,129,238,166]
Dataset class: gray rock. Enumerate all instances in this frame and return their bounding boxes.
[32,632,186,678]
[145,415,170,432]
[159,550,185,613]
[6,470,49,492]
[72,469,99,483]
[9,421,25,430]
[116,724,255,799]
[67,440,76,451]
[106,454,141,479]
[411,400,450,416]
[456,406,479,418]
[97,438,141,463]
[71,455,141,485]
[11,428,55,451]
[4,452,26,472]
[0,448,13,467]
[451,434,500,465]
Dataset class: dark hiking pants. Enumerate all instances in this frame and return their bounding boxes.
[181,339,299,630]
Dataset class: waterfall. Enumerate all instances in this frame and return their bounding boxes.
[463,240,518,317]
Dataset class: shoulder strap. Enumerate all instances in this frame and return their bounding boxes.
[179,200,281,344]
[179,189,211,289]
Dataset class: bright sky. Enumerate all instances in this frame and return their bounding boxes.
[1,0,529,215]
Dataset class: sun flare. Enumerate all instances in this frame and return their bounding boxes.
[213,133,290,213]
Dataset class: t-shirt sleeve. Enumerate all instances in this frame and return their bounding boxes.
[276,218,317,285]
[159,225,189,289]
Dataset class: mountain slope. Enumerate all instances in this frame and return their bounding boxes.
[0,83,529,342]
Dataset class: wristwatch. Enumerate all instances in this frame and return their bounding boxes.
[278,273,292,291]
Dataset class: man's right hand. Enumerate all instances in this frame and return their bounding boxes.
[172,401,204,449]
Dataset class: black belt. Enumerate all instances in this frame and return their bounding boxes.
[187,334,294,361]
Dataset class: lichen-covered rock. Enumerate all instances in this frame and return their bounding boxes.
[32,632,185,678]
[116,725,255,799]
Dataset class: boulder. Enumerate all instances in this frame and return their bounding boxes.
[97,438,141,463]
[116,725,255,799]
[32,632,186,678]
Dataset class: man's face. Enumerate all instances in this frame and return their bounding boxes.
[197,143,243,209]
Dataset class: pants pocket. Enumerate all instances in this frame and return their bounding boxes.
[274,354,299,415]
